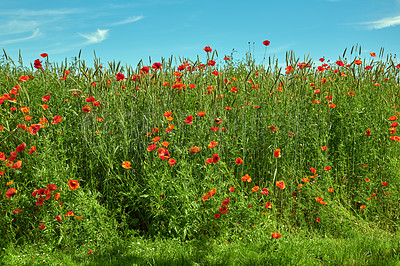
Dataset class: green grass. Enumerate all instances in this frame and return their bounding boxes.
[0,45,400,264]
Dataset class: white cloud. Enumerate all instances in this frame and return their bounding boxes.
[361,15,400,30]
[0,29,41,45]
[109,16,144,26]
[79,29,109,44]
[0,8,83,17]
[0,20,40,36]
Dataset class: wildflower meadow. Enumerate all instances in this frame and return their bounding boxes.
[1,44,400,265]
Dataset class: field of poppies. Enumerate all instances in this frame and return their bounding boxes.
[1,44,400,264]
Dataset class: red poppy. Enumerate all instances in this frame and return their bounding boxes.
[29,146,36,154]
[40,53,48,57]
[189,146,201,153]
[321,146,328,151]
[319,58,325,62]
[263,40,270,46]
[39,223,46,230]
[42,95,51,102]
[365,129,371,136]
[197,111,205,117]
[324,166,331,171]
[360,205,366,210]
[203,46,212,53]
[210,127,219,132]
[65,211,74,217]
[205,158,214,164]
[34,59,43,69]
[316,218,321,222]
[152,62,162,70]
[274,148,281,158]
[271,232,281,239]
[265,202,272,209]
[241,174,252,182]
[261,188,269,195]
[165,125,175,133]
[207,60,216,66]
[141,66,150,74]
[18,76,29,82]
[310,167,316,174]
[56,215,62,222]
[116,73,125,81]
[11,160,22,169]
[370,52,376,57]
[36,197,44,206]
[252,186,259,192]
[270,126,278,132]
[219,205,229,214]
[389,116,398,121]
[82,105,91,113]
[158,148,170,160]
[229,187,235,192]
[5,188,17,199]
[235,157,243,165]
[68,179,80,190]
[213,154,220,163]
[214,213,220,219]
[184,115,193,124]
[13,208,22,214]
[168,159,177,166]
[52,115,62,124]
[336,61,345,66]
[16,143,26,152]
[382,182,389,186]
[276,180,285,189]
[222,199,230,206]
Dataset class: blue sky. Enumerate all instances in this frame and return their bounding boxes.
[1,0,400,68]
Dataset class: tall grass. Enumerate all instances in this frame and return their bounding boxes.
[0,45,399,252]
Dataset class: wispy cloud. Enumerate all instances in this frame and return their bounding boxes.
[0,20,40,36]
[361,15,400,30]
[79,29,109,44]
[0,29,41,45]
[0,8,83,17]
[109,16,144,26]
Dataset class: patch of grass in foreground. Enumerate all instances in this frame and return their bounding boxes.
[2,228,400,265]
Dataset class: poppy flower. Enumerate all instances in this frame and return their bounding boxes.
[235,157,243,165]
[152,136,161,143]
[13,208,22,214]
[36,197,44,206]
[241,174,251,182]
[189,146,201,153]
[18,75,29,82]
[152,62,162,70]
[40,53,48,57]
[168,159,177,166]
[207,60,216,66]
[163,111,172,117]
[382,182,389,186]
[161,141,169,147]
[214,213,220,219]
[39,223,46,230]
[274,148,281,158]
[360,205,366,210]
[65,211,74,217]
[365,129,371,136]
[54,192,60,201]
[316,218,321,223]
[302,178,310,183]
[56,215,62,222]
[328,188,334,192]
[16,143,26,152]
[219,205,229,214]
[5,188,17,199]
[265,202,272,209]
[203,46,212,53]
[52,115,62,124]
[184,115,193,124]
[222,198,230,205]
[197,111,205,117]
[336,61,344,66]
[141,66,150,74]
[11,160,22,169]
[122,161,131,169]
[116,73,125,81]
[310,167,316,174]
[41,95,51,102]
[370,52,376,57]
[7,151,17,161]
[210,127,219,132]
[252,186,259,192]
[270,126,278,132]
[82,105,91,113]
[321,146,328,151]
[271,232,281,239]
[213,154,220,163]
[324,166,331,171]
[263,40,270,46]
[224,57,230,60]
[354,60,362,65]
[229,187,235,192]
[165,125,175,133]
[389,116,398,121]
[205,158,214,164]
[67,179,80,190]
[276,180,285,189]
[34,59,43,69]
[261,188,269,195]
